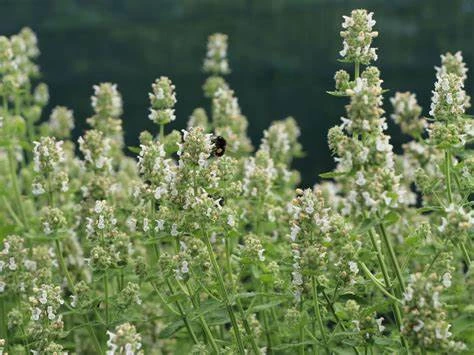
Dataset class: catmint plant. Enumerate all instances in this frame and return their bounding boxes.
[0,12,471,355]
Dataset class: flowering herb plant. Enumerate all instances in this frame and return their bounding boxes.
[0,9,472,355]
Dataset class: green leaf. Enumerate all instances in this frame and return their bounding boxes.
[273,340,317,350]
[158,319,185,338]
[167,292,187,303]
[417,206,442,213]
[206,310,230,326]
[234,292,257,300]
[189,299,223,320]
[0,224,16,239]
[382,211,399,226]
[128,146,141,154]
[251,300,284,312]
[452,314,474,335]
[319,171,347,179]
[357,218,378,234]
[326,90,348,97]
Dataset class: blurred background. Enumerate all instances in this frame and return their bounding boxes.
[1,0,473,186]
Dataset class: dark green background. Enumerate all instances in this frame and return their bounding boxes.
[2,0,473,186]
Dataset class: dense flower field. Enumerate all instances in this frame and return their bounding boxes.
[0,8,472,354]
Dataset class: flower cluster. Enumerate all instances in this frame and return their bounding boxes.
[429,73,467,119]
[32,136,69,196]
[340,9,378,64]
[27,284,65,353]
[148,76,177,126]
[45,106,75,139]
[402,273,466,352]
[390,92,426,137]
[203,33,230,75]
[107,322,144,355]
[211,86,253,155]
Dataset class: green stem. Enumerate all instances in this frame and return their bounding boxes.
[19,324,30,354]
[104,271,110,327]
[321,289,361,355]
[311,276,328,353]
[26,116,35,163]
[1,195,24,228]
[354,62,360,79]
[299,299,305,355]
[262,302,273,354]
[184,283,220,353]
[159,124,165,141]
[55,239,103,353]
[445,150,453,204]
[0,297,6,342]
[204,234,246,355]
[7,146,26,226]
[150,280,179,315]
[460,243,471,267]
[445,150,471,266]
[166,279,199,345]
[376,216,405,293]
[224,238,260,354]
[360,263,402,304]
[367,228,408,351]
[85,314,104,354]
[55,239,75,291]
[424,250,443,276]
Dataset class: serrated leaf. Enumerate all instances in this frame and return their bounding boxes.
[357,218,378,234]
[158,319,185,338]
[167,292,187,303]
[382,211,399,226]
[319,171,347,179]
[189,299,223,320]
[251,300,284,312]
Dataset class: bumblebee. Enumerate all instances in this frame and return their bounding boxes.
[212,135,227,157]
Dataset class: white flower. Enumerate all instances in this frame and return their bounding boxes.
[94,200,106,214]
[39,291,48,304]
[171,224,179,237]
[181,261,189,274]
[154,186,167,200]
[355,171,366,186]
[376,317,385,332]
[47,306,56,320]
[292,270,303,286]
[413,319,424,332]
[442,273,452,288]
[227,215,235,227]
[348,261,359,274]
[403,286,414,302]
[43,222,52,235]
[70,295,77,308]
[155,219,165,232]
[32,182,45,195]
[31,307,42,321]
[8,257,17,271]
[435,324,452,340]
[290,224,300,241]
[376,136,391,152]
[126,218,137,232]
[432,291,441,309]
[98,215,106,230]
